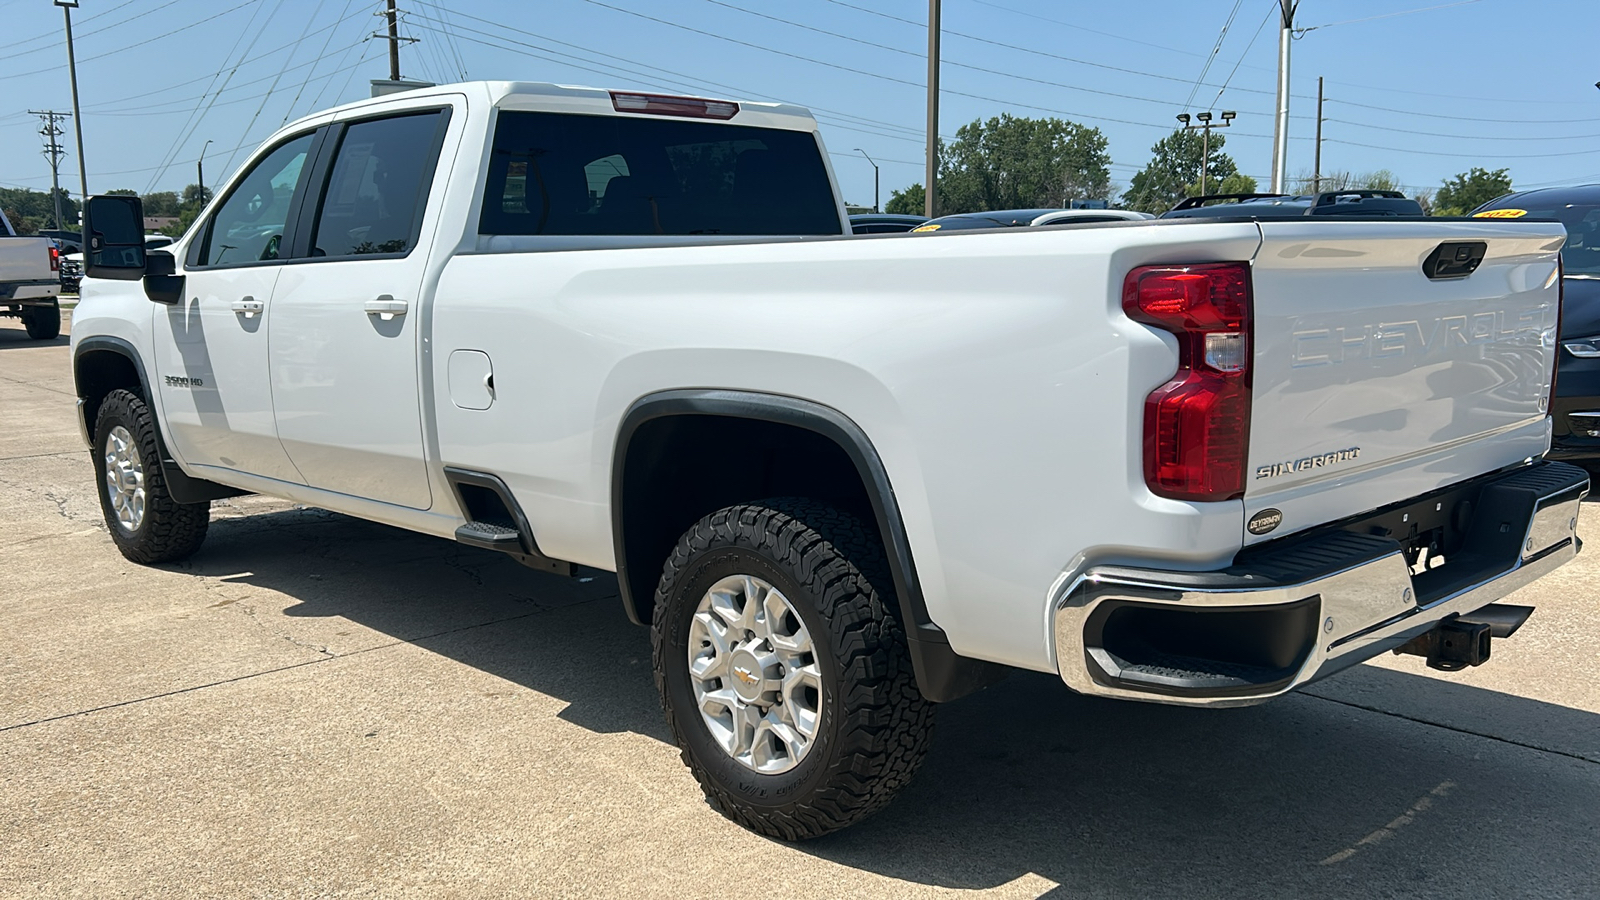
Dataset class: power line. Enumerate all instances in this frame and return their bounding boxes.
[1206,2,1277,112]
[0,0,256,84]
[1296,0,1482,33]
[700,0,1288,117]
[403,5,951,142]
[281,0,362,124]
[1182,0,1244,111]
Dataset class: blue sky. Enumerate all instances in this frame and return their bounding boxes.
[1,0,1596,207]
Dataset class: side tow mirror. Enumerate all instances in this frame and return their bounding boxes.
[82,194,147,281]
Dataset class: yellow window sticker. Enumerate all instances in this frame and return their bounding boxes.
[910,223,942,232]
[1473,208,1526,218]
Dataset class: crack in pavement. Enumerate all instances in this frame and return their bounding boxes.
[0,372,78,397]
[1303,690,1600,765]
[0,601,595,735]
[0,449,81,462]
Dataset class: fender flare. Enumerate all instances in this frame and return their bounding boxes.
[73,335,247,505]
[612,389,1006,702]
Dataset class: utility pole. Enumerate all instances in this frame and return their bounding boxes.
[854,149,879,212]
[924,0,940,219]
[1176,110,1235,196]
[370,0,421,94]
[56,0,88,219]
[1270,0,1298,193]
[29,110,70,232]
[386,0,401,81]
[1312,77,1324,193]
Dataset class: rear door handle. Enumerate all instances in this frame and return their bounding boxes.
[365,296,408,320]
[231,297,263,318]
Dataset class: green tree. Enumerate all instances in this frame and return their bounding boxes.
[1434,167,1512,216]
[885,183,925,215]
[1122,129,1240,214]
[4,208,38,235]
[105,188,138,196]
[1361,169,1400,192]
[181,183,214,207]
[141,191,181,217]
[1189,172,1257,197]
[935,114,1112,214]
[0,187,79,229]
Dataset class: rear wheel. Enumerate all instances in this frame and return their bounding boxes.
[652,501,933,840]
[21,301,60,340]
[92,389,210,563]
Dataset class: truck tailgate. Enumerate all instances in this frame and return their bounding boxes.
[1244,220,1566,544]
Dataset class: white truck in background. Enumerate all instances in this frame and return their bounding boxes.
[70,81,1585,839]
[0,209,62,339]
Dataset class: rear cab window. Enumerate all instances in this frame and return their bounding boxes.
[479,111,842,237]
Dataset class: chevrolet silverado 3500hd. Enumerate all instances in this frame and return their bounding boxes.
[71,82,1585,839]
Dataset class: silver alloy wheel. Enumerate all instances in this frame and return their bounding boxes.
[103,425,146,534]
[688,574,823,774]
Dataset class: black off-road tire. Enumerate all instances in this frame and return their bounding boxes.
[22,302,60,340]
[652,501,934,840]
[92,388,210,563]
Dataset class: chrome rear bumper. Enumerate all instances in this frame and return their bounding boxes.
[1052,461,1588,708]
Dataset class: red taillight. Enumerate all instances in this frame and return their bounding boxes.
[49,245,59,272]
[610,91,739,119]
[1122,262,1254,501]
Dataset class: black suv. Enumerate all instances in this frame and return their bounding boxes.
[1160,190,1425,219]
[1472,184,1600,472]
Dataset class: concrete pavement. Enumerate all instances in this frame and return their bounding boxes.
[2,314,1598,898]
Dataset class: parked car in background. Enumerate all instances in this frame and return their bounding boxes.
[848,213,929,234]
[37,229,83,254]
[1472,184,1600,472]
[1160,191,1425,219]
[0,208,63,339]
[910,208,1154,232]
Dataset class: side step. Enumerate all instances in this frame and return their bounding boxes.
[455,519,522,550]
[444,467,572,576]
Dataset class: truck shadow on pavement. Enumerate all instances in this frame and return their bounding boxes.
[190,507,1600,900]
[0,325,68,349]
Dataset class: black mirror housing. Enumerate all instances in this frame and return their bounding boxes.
[142,251,184,305]
[83,194,148,281]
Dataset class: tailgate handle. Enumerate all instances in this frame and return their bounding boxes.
[1423,241,1486,280]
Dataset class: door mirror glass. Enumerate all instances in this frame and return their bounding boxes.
[83,194,147,281]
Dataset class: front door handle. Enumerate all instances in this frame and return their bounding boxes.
[365,296,408,321]
[231,297,263,318]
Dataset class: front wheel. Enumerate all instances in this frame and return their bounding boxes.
[92,389,210,563]
[652,501,933,840]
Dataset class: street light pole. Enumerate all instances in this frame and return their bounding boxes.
[56,0,88,221]
[855,148,879,213]
[198,139,213,200]
[1176,111,1235,196]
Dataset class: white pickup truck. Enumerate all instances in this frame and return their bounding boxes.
[71,81,1586,839]
[0,209,62,339]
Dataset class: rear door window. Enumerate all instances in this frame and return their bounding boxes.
[310,110,448,258]
[480,111,842,237]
